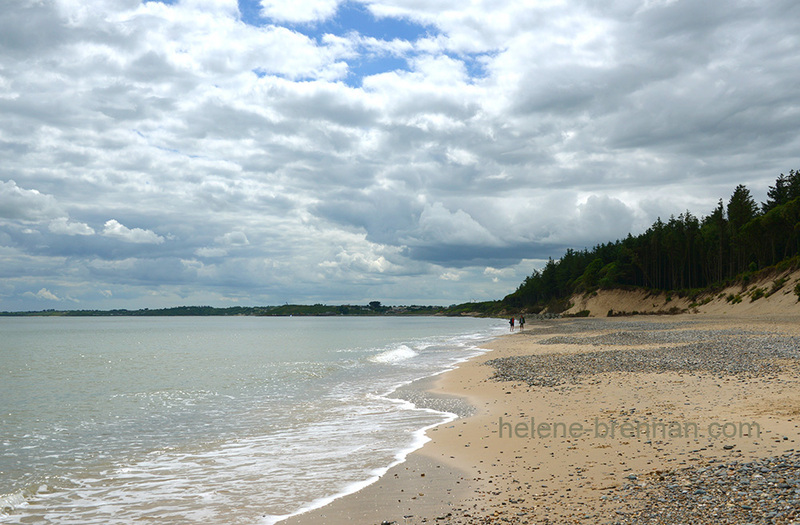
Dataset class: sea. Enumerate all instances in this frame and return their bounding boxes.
[0,315,504,524]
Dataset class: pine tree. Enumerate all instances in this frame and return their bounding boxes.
[787,169,800,201]
[763,173,790,213]
[727,185,759,274]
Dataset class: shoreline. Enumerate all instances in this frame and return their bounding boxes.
[273,338,497,525]
[281,313,800,524]
[277,341,498,525]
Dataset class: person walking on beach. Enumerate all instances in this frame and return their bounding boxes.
[519,315,525,331]
[509,317,515,332]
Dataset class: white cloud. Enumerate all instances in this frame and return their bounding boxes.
[23,288,62,301]
[259,0,340,23]
[181,0,240,16]
[319,244,402,278]
[445,147,478,166]
[218,231,249,246]
[102,220,165,244]
[484,266,515,283]
[48,217,95,236]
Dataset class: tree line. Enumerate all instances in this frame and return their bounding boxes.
[504,169,800,311]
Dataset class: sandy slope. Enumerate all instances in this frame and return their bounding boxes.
[562,268,800,317]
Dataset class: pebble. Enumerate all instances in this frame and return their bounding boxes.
[420,318,800,525]
[487,320,800,387]
[614,452,800,524]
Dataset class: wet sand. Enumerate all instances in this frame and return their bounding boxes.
[282,314,800,524]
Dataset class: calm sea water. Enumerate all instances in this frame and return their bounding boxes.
[0,316,503,524]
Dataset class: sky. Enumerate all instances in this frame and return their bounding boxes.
[1,0,799,310]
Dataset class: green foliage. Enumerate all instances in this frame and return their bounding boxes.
[763,169,800,213]
[569,310,591,317]
[443,301,504,316]
[775,255,800,273]
[580,258,604,289]
[504,169,800,311]
[689,295,715,308]
[750,288,766,302]
[598,262,621,289]
[726,294,743,304]
[795,282,800,302]
[727,184,759,234]
[545,297,573,314]
[768,277,789,296]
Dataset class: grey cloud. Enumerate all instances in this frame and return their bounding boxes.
[127,50,183,83]
[573,195,636,243]
[514,66,607,117]
[0,1,69,57]
[403,243,557,268]
[0,180,63,221]
[390,94,480,121]
[0,95,81,131]
[314,190,551,268]
[183,102,276,140]
[2,0,799,309]
[276,87,380,127]
[86,256,202,287]
[2,227,150,261]
[0,140,30,156]
[411,202,498,246]
[629,1,750,45]
[600,3,799,154]
[313,188,421,244]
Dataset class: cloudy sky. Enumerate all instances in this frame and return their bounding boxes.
[1,0,798,310]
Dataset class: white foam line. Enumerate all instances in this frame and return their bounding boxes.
[375,342,494,399]
[263,340,498,525]
[261,409,456,525]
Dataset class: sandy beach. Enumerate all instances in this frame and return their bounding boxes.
[282,313,800,524]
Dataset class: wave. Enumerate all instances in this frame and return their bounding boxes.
[0,480,59,519]
[367,345,418,364]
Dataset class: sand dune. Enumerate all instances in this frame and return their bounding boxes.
[563,268,800,318]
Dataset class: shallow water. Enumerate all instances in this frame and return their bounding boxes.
[0,316,503,524]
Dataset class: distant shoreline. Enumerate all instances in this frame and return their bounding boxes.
[0,304,466,317]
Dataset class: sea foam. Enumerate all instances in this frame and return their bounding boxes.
[368,345,418,364]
